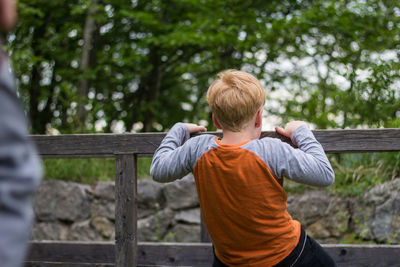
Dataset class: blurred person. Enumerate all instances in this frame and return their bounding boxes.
[0,0,42,266]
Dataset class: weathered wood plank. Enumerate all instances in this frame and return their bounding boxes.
[24,262,160,267]
[324,244,400,267]
[311,128,400,153]
[26,241,114,263]
[26,242,400,267]
[32,128,400,157]
[115,154,138,267]
[26,242,213,266]
[137,242,212,267]
[25,264,165,267]
[25,263,113,267]
[32,133,165,157]
[24,262,161,267]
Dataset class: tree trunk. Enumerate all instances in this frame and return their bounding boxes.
[77,0,97,131]
[29,22,49,134]
[142,47,161,132]
[29,64,42,133]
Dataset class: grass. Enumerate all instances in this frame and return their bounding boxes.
[339,233,377,245]
[282,152,400,196]
[327,152,400,196]
[43,157,153,184]
[43,152,400,197]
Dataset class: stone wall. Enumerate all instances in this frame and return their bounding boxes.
[32,175,400,244]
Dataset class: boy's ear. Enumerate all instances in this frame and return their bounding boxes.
[212,114,223,130]
[255,109,263,128]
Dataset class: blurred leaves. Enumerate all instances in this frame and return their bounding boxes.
[4,0,399,133]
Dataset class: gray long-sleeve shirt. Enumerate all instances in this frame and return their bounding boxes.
[0,52,42,267]
[151,123,334,187]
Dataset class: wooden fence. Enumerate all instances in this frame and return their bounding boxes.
[26,128,400,267]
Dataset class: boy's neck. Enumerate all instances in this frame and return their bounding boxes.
[220,127,261,145]
[215,109,263,145]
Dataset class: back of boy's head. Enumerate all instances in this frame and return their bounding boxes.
[206,69,266,132]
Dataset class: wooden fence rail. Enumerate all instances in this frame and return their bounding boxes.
[25,241,400,267]
[27,128,400,267]
[32,128,400,157]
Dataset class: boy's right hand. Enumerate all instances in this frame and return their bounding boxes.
[275,121,307,138]
[184,123,207,134]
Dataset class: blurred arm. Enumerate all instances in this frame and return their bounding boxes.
[0,55,42,267]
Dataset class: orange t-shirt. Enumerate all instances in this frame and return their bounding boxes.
[194,138,300,266]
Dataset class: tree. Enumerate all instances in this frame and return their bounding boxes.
[8,0,87,133]
[5,0,399,134]
[263,0,400,129]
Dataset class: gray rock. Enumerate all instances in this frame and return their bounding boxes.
[30,176,400,245]
[175,208,201,225]
[163,174,199,210]
[164,224,201,242]
[137,208,175,242]
[31,222,68,240]
[287,191,331,226]
[365,179,400,205]
[91,199,115,220]
[351,197,375,241]
[353,178,400,243]
[287,190,351,243]
[35,179,91,222]
[391,194,400,243]
[372,200,394,242]
[306,219,332,239]
[67,219,102,241]
[325,198,351,237]
[91,216,115,240]
[138,179,165,218]
[93,181,115,201]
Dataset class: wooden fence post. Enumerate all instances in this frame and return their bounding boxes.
[115,153,138,267]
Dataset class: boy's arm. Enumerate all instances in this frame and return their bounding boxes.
[150,123,206,183]
[270,122,335,187]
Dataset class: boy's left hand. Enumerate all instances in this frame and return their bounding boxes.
[184,123,207,134]
[275,121,307,138]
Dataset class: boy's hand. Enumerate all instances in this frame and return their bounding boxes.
[185,123,207,134]
[275,121,307,138]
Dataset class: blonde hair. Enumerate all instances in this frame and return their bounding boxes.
[206,69,266,132]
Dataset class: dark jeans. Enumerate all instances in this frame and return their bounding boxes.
[212,228,336,267]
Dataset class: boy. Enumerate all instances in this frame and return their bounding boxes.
[151,69,336,266]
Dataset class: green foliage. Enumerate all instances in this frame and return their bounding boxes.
[43,158,115,184]
[267,1,400,129]
[284,152,400,197]
[328,152,400,196]
[5,0,398,134]
[340,233,375,245]
[137,157,153,179]
[283,179,310,195]
[43,157,152,184]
